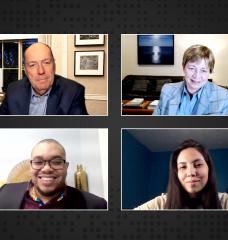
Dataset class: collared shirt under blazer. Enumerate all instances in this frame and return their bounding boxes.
[154,81,228,115]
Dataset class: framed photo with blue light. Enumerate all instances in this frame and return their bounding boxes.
[137,34,174,65]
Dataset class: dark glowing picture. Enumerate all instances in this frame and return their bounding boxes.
[138,35,174,65]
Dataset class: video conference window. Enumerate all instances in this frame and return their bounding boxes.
[122,34,228,116]
[0,34,108,116]
[122,129,228,210]
[0,128,108,210]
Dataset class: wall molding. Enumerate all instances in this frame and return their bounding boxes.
[85,94,107,101]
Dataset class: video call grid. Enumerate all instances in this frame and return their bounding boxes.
[0,0,228,240]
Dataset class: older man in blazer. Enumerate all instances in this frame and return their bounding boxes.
[0,42,88,115]
[154,44,228,116]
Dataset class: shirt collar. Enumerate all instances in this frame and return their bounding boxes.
[183,83,204,99]
[31,86,52,98]
[27,181,66,206]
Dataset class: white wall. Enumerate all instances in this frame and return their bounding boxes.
[0,128,108,201]
[99,129,108,200]
[122,34,228,86]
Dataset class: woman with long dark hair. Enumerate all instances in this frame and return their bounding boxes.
[135,139,228,209]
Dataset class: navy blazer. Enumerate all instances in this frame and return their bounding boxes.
[0,75,88,115]
[0,182,107,209]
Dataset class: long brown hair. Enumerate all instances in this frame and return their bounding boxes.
[165,139,222,209]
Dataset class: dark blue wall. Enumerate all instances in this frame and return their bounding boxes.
[210,149,228,192]
[122,131,152,209]
[122,132,228,209]
[147,151,170,200]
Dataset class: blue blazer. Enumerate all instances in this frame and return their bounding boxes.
[0,75,88,115]
[0,182,107,209]
[153,81,228,115]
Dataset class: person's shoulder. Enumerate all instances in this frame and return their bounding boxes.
[218,192,228,209]
[6,77,28,91]
[55,75,85,89]
[66,186,107,209]
[160,81,184,100]
[206,82,228,94]
[0,182,28,193]
[134,193,167,210]
[1,182,28,188]
[161,81,184,92]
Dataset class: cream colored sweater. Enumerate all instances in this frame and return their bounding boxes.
[134,192,228,210]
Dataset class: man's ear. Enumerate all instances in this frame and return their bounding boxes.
[53,60,56,73]
[24,65,28,77]
[65,162,69,169]
[28,165,33,179]
[29,161,33,173]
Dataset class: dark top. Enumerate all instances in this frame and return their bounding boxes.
[0,75,88,115]
[0,182,107,209]
[21,190,66,209]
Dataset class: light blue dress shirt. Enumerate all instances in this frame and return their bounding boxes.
[29,87,51,115]
[176,85,203,115]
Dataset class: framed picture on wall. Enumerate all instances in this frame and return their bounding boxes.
[74,50,104,76]
[75,34,105,46]
[137,34,174,65]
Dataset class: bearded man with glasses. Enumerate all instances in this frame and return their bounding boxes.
[0,139,107,209]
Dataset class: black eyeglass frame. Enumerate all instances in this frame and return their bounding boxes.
[30,158,66,170]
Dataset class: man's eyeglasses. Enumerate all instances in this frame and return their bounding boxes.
[30,158,66,170]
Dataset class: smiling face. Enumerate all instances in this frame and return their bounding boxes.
[183,58,210,94]
[177,147,209,198]
[24,43,56,96]
[30,142,68,202]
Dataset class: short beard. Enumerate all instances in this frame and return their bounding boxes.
[35,183,66,198]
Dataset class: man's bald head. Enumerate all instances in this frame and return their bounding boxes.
[24,42,54,64]
[31,139,66,159]
[23,42,56,96]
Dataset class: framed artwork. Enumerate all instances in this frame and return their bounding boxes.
[75,34,105,46]
[137,34,174,65]
[74,50,104,76]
